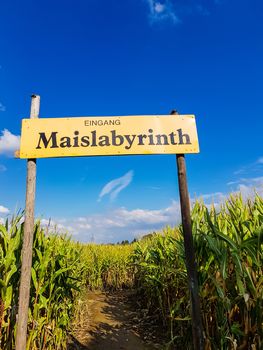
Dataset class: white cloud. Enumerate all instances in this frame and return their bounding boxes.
[0,103,6,112]
[113,202,181,225]
[257,157,263,164]
[0,129,21,157]
[146,0,179,24]
[0,164,7,172]
[98,170,134,202]
[0,217,5,224]
[0,205,9,214]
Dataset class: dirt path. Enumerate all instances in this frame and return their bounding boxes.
[68,290,164,350]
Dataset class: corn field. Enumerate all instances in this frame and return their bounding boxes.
[0,215,85,350]
[82,243,134,290]
[0,194,262,349]
[131,195,263,349]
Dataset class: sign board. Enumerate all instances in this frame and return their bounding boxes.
[19,115,199,158]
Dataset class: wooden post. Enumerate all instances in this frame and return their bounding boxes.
[171,110,204,349]
[15,95,40,350]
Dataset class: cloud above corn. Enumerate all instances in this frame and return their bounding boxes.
[40,200,182,243]
[39,172,263,243]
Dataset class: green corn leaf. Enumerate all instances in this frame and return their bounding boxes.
[4,285,13,309]
[52,267,71,281]
[31,267,38,290]
[214,230,238,251]
[5,264,17,286]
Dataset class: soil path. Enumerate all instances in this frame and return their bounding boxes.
[69,290,164,350]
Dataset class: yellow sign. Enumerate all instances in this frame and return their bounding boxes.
[19,115,199,158]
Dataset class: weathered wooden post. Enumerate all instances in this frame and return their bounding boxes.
[15,95,40,350]
[171,110,204,349]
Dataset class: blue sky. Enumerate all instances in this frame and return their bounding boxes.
[0,0,263,242]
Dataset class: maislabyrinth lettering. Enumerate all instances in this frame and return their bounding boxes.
[35,128,191,150]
